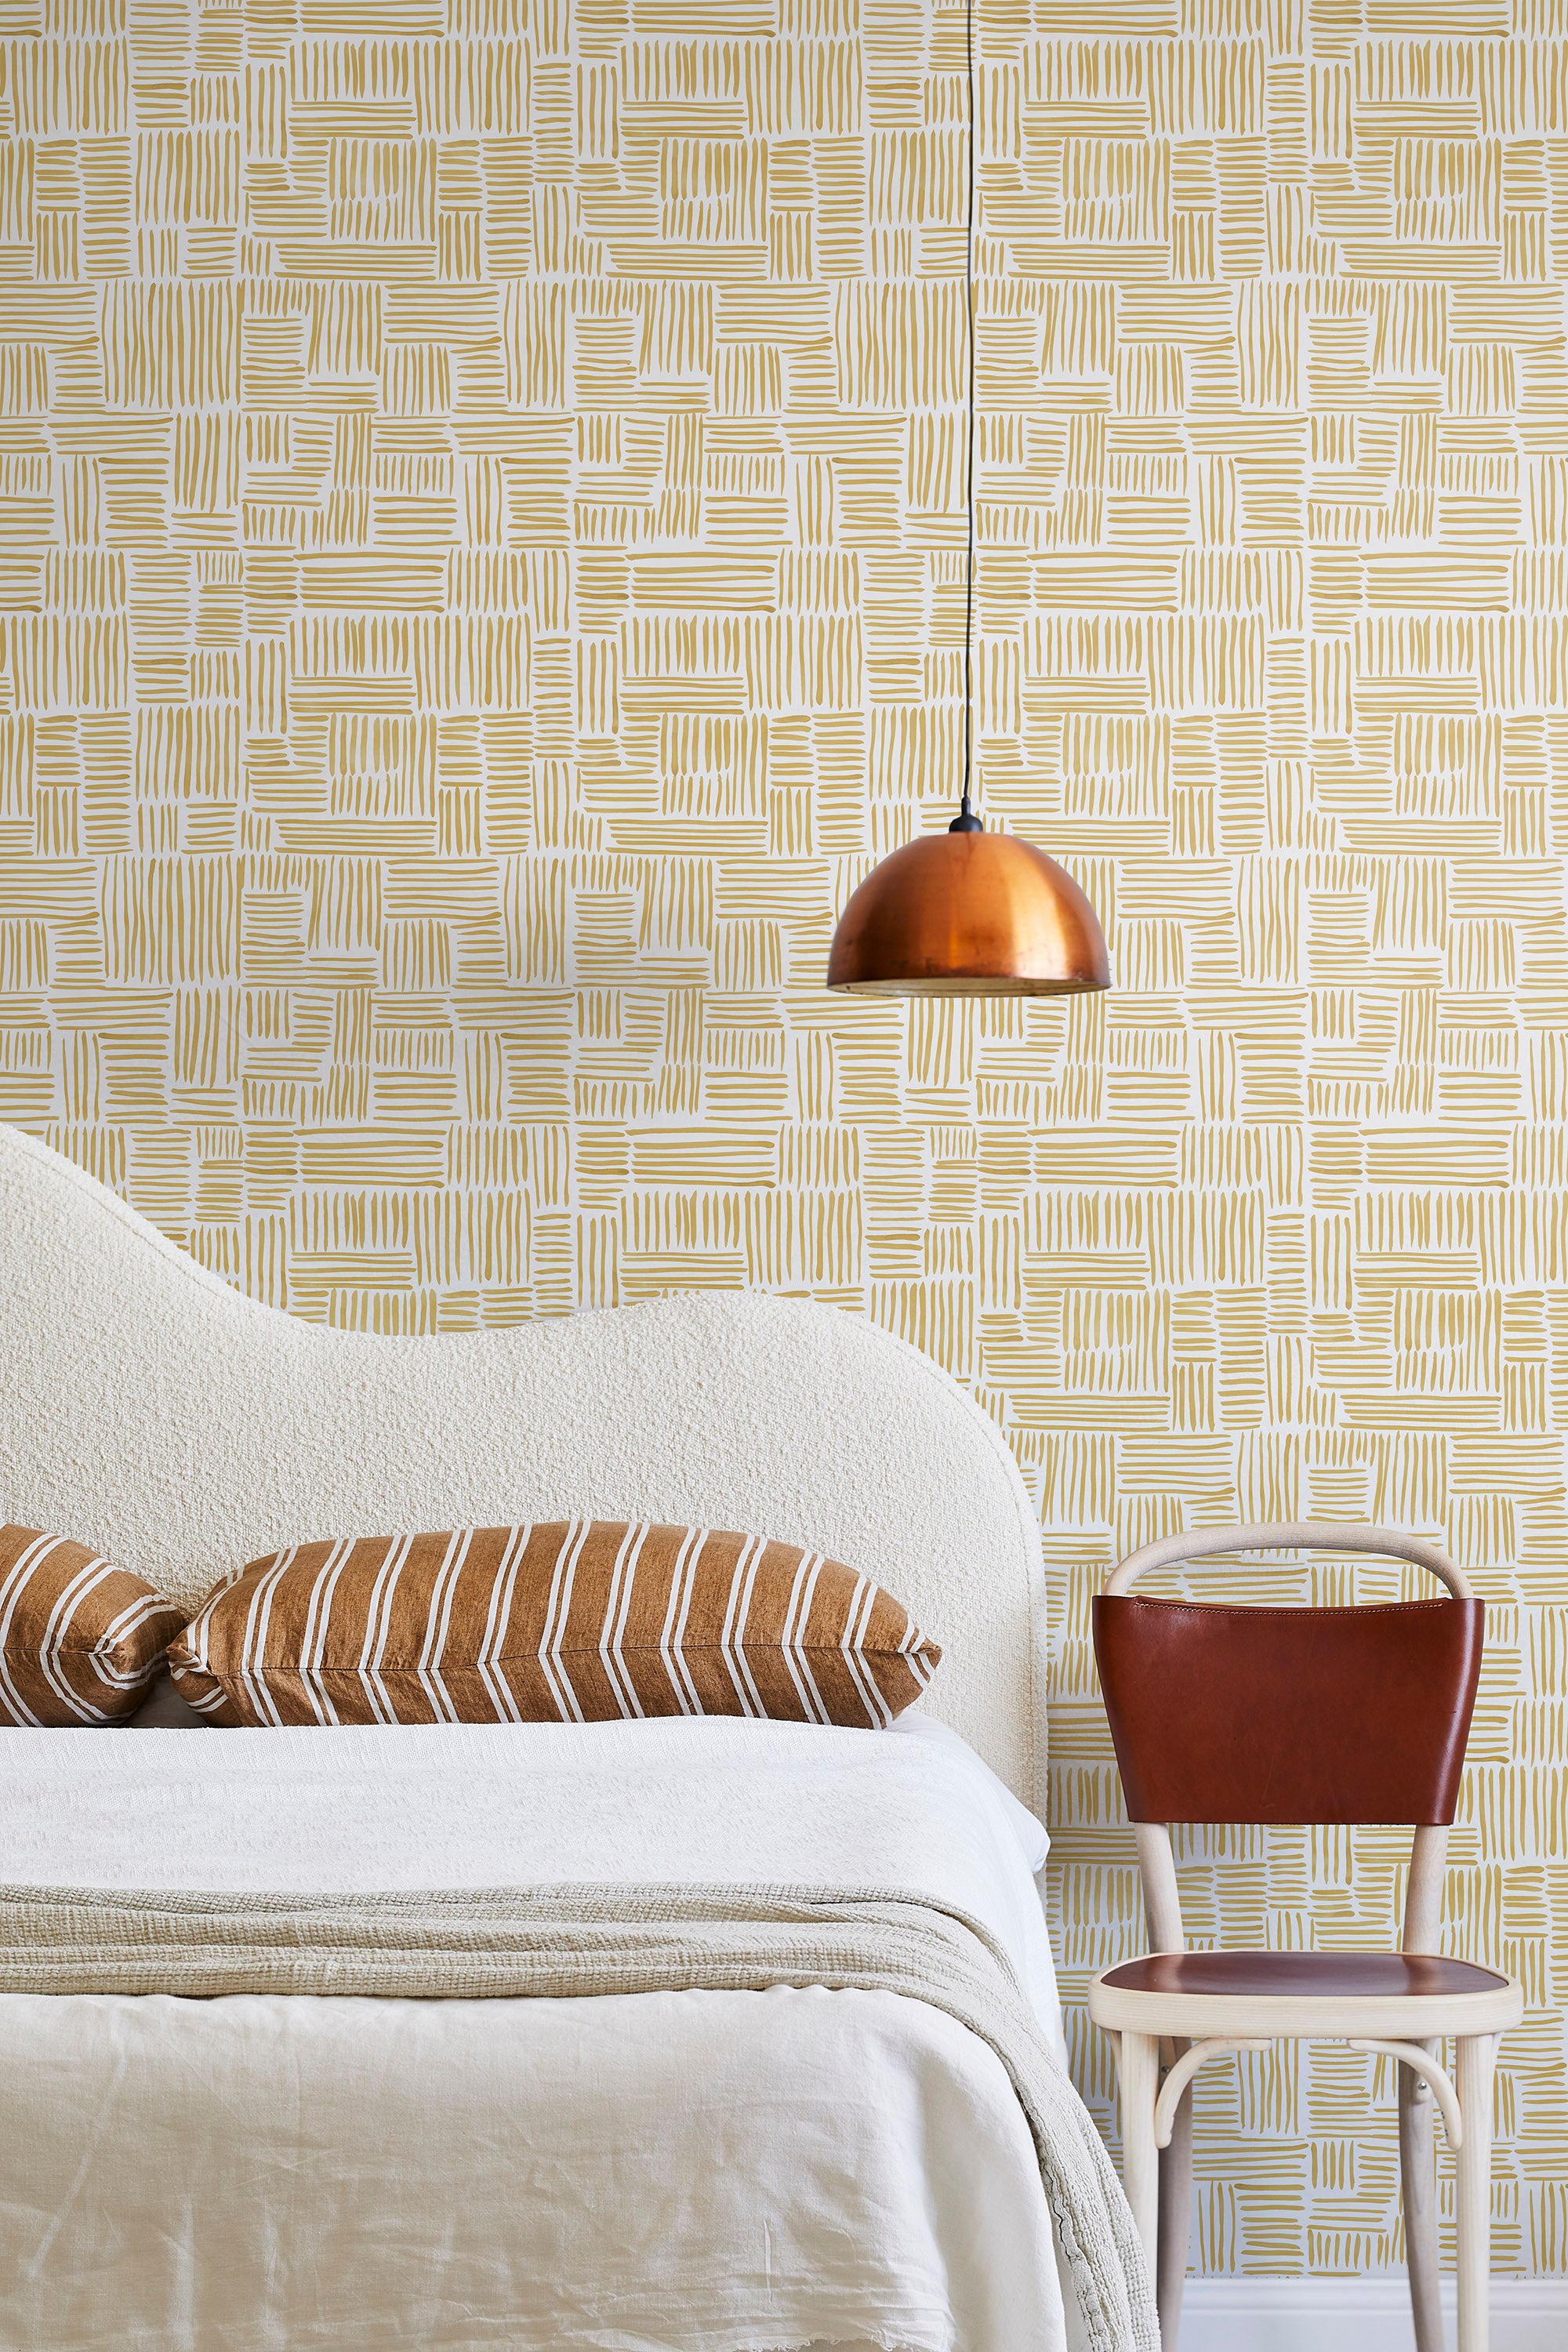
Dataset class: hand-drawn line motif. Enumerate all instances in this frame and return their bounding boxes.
[0,0,1563,2278]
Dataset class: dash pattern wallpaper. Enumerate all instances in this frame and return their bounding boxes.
[3,0,1567,2285]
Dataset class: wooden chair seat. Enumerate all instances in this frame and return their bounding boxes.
[1092,1947,1522,2041]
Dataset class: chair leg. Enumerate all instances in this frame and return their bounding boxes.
[1400,2042,1443,2352]
[1156,2067,1192,2350]
[1456,2033,1498,2352]
[1116,2029,1161,2278]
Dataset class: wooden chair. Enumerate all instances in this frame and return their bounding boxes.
[1087,1521,1522,2352]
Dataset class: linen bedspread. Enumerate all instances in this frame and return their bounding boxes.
[1,1880,1156,2352]
[0,1717,1130,2352]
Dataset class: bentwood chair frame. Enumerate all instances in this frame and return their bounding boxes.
[1087,1522,1522,2352]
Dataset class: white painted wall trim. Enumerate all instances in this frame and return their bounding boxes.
[1179,2277,1568,2352]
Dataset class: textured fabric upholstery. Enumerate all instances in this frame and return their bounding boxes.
[0,1128,1044,1802]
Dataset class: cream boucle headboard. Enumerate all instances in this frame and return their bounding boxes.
[0,1127,1046,1807]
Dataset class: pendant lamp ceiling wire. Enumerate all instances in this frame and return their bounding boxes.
[822,0,1111,996]
[958,0,978,826]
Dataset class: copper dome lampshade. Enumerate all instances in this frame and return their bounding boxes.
[827,823,1109,996]
[825,0,1110,1003]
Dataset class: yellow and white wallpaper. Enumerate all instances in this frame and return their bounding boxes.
[3,0,1566,2280]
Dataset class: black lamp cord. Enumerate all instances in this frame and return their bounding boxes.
[952,0,982,836]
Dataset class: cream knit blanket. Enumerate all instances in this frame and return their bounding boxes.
[0,1880,1158,2352]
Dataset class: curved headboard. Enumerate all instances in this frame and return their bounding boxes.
[0,1129,1047,1807]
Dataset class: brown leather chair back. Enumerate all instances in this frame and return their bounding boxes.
[1094,1552,1483,1826]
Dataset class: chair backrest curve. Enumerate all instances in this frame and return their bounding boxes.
[1108,1519,1472,1599]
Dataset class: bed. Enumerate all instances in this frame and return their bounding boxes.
[0,1127,1149,2352]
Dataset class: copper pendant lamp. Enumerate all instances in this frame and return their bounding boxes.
[826,4,1110,1000]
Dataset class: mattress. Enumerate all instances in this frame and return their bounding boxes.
[0,1715,1075,2352]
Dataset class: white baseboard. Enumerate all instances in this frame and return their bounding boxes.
[1178,2277,1568,2352]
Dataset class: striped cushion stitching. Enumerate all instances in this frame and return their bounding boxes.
[659,1526,708,1716]
[0,1533,60,1726]
[419,1528,477,1725]
[299,1537,358,1726]
[475,1524,532,1723]
[361,1533,416,1724]
[539,1520,590,1725]
[40,1550,118,1723]
[238,1552,299,1729]
[840,1574,894,1731]
[720,1534,770,1718]
[777,1552,833,1726]
[86,1588,180,1684]
[598,1520,650,1720]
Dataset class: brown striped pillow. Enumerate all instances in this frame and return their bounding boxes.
[0,1523,189,1726]
[167,1522,942,1730]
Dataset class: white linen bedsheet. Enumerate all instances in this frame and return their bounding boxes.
[0,1717,1078,2352]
